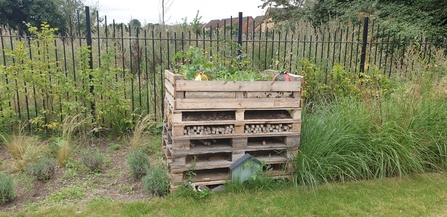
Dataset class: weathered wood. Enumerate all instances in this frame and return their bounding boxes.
[165,70,184,84]
[185,91,236,98]
[174,98,300,110]
[174,80,302,92]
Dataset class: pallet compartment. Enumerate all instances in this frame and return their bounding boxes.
[163,70,303,187]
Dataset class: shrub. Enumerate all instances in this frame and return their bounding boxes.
[0,172,15,204]
[28,157,55,181]
[126,150,150,179]
[142,166,170,196]
[81,148,104,172]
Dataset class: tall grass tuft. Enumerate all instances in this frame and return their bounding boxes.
[56,115,89,167]
[0,130,47,172]
[295,68,447,188]
[128,114,156,150]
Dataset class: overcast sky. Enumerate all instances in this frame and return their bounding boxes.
[92,0,265,25]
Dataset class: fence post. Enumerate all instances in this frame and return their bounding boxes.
[85,6,95,119]
[237,12,243,56]
[360,17,369,73]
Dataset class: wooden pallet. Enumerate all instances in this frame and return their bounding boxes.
[163,70,303,187]
[164,70,303,111]
[168,161,294,186]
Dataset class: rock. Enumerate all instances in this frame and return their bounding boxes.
[211,185,225,192]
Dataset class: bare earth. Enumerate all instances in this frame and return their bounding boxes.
[0,137,156,213]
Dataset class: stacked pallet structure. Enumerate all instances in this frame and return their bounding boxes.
[163,70,303,187]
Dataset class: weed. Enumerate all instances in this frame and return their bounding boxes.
[46,186,85,204]
[126,150,150,179]
[81,148,105,172]
[0,172,15,204]
[108,143,122,151]
[118,184,135,195]
[28,157,55,181]
[142,166,170,196]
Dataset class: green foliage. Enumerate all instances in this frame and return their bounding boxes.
[298,58,393,107]
[0,172,15,204]
[173,46,271,81]
[295,73,447,187]
[28,157,55,181]
[81,148,105,172]
[262,0,447,38]
[126,150,150,179]
[142,166,170,196]
[0,0,66,35]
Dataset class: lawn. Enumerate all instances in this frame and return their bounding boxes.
[2,172,447,216]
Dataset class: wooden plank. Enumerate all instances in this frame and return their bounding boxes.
[170,160,232,173]
[174,98,301,110]
[185,91,236,98]
[165,70,184,84]
[290,109,302,120]
[165,79,176,98]
[232,150,246,161]
[289,73,304,82]
[236,110,244,120]
[171,132,301,140]
[232,138,248,149]
[287,147,299,158]
[284,136,300,147]
[175,80,302,92]
[165,91,176,111]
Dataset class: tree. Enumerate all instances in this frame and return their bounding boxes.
[159,0,173,26]
[0,0,66,34]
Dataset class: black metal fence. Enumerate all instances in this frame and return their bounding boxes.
[1,7,446,131]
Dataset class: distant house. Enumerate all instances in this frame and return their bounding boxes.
[202,7,285,33]
[203,19,220,31]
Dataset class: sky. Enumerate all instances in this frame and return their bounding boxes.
[92,0,266,25]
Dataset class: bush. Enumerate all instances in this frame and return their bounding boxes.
[81,148,104,172]
[126,150,150,179]
[0,172,15,204]
[28,157,55,181]
[142,166,169,196]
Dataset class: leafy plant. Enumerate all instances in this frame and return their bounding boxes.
[142,166,170,196]
[0,172,15,204]
[28,157,55,181]
[126,150,150,179]
[81,148,105,172]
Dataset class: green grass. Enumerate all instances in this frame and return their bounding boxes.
[3,172,447,216]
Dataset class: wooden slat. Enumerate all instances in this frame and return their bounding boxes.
[174,98,300,110]
[185,91,236,98]
[165,91,175,111]
[171,132,301,140]
[165,70,184,84]
[165,79,176,98]
[175,80,302,92]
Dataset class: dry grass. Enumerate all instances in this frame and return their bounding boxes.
[0,133,47,173]
[128,114,156,150]
[56,115,89,167]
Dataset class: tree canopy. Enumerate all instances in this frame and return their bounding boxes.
[0,0,66,34]
[261,0,447,38]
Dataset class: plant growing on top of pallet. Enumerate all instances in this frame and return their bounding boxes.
[172,46,272,81]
